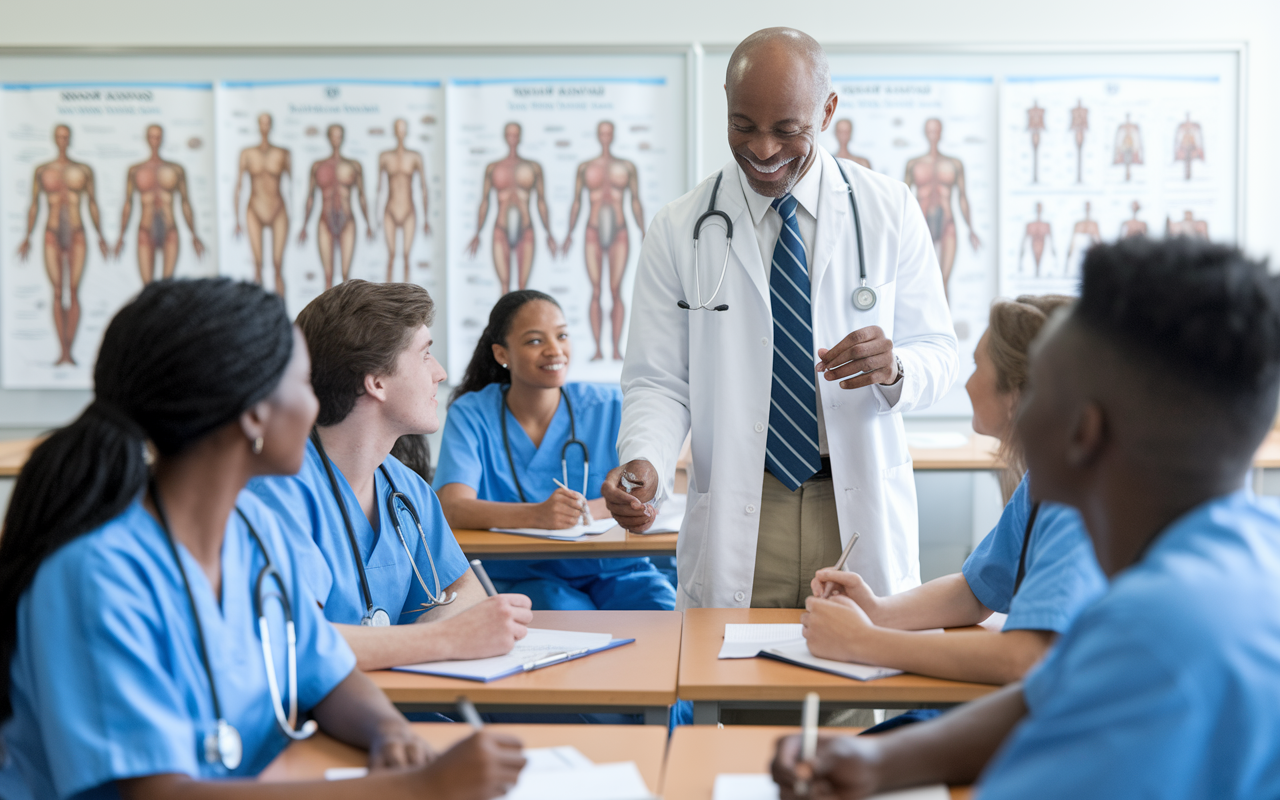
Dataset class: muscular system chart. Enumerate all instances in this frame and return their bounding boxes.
[446,77,682,383]
[0,82,216,389]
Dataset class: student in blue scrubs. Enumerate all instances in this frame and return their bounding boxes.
[772,238,1280,799]
[250,280,532,672]
[802,295,1106,689]
[434,290,675,611]
[0,279,523,800]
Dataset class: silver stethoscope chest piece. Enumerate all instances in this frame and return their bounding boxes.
[206,718,243,771]
[362,608,392,627]
[852,283,877,311]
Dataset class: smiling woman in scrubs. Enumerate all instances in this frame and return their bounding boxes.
[0,279,523,800]
[800,295,1107,691]
[434,290,675,611]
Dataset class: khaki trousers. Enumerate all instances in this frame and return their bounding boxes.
[750,469,844,608]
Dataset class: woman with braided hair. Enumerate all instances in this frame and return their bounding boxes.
[0,279,524,800]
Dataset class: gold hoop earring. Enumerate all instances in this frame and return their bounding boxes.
[252,436,264,455]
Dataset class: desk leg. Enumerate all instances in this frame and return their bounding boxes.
[644,706,670,726]
[692,701,720,725]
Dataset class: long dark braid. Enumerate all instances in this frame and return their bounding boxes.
[450,290,560,405]
[0,277,294,723]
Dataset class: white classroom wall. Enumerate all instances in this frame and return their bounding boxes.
[1,0,1275,576]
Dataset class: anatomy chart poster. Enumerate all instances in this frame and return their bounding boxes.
[999,75,1235,298]
[820,77,997,417]
[0,82,216,389]
[215,80,444,319]
[445,78,683,382]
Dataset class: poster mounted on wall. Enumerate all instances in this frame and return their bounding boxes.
[819,76,998,417]
[0,82,216,389]
[999,74,1236,298]
[445,77,684,383]
[215,79,445,320]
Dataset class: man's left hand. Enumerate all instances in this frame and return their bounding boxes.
[816,326,899,390]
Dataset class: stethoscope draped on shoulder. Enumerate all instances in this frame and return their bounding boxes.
[680,161,878,314]
[310,429,456,628]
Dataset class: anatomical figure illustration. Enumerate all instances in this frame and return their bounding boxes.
[903,118,980,300]
[832,118,871,169]
[16,124,109,366]
[466,122,556,293]
[114,124,206,284]
[1069,100,1089,183]
[1120,201,1148,239]
[299,124,373,289]
[1018,202,1056,277]
[562,121,646,361]
[376,118,430,283]
[1065,201,1102,277]
[1026,101,1045,183]
[1166,210,1209,240]
[233,112,292,295]
[1113,113,1144,181]
[1174,112,1205,180]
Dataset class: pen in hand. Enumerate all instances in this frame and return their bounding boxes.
[821,532,860,599]
[552,478,592,525]
[457,696,484,730]
[795,691,820,797]
[470,559,498,597]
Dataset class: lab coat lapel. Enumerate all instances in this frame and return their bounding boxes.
[718,162,769,304]
[811,149,853,298]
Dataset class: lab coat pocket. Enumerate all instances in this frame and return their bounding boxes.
[676,490,711,604]
[880,459,919,590]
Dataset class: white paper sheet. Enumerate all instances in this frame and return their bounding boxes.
[762,639,903,682]
[712,774,949,800]
[718,624,805,659]
[508,760,653,799]
[491,516,619,540]
[324,747,597,783]
[395,628,615,681]
[623,493,687,535]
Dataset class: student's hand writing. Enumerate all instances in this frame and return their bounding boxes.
[535,487,591,530]
[602,460,658,532]
[439,594,533,659]
[811,568,883,620]
[369,719,436,770]
[419,731,527,800]
[773,733,883,800]
[802,594,878,664]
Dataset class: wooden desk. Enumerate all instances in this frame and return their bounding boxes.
[679,609,998,724]
[455,526,677,560]
[0,438,39,478]
[909,433,1003,471]
[368,610,681,724]
[260,722,667,792]
[661,725,970,800]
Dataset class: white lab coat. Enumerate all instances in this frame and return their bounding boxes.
[618,148,958,609]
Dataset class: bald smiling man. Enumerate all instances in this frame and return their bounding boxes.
[604,28,957,610]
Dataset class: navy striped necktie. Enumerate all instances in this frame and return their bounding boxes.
[766,193,821,491]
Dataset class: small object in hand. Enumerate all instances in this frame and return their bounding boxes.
[796,691,821,796]
[821,532,861,599]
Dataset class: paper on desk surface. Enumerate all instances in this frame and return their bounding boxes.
[762,639,902,682]
[509,760,654,799]
[491,517,619,540]
[395,628,615,680]
[323,747,621,790]
[719,623,805,658]
[712,774,949,800]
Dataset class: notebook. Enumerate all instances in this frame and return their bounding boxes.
[490,516,620,540]
[712,774,948,800]
[393,628,634,682]
[718,623,902,681]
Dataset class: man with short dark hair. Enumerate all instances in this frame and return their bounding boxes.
[771,237,1280,799]
[250,279,532,671]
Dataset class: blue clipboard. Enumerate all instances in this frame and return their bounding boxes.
[393,637,636,683]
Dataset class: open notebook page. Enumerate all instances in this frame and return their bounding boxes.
[713,774,949,800]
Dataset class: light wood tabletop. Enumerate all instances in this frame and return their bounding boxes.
[0,438,40,478]
[456,526,678,560]
[259,722,668,792]
[679,609,998,723]
[367,609,681,723]
[909,433,1003,471]
[661,725,970,800]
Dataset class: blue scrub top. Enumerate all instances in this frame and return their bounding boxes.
[961,474,1106,633]
[249,441,470,627]
[433,382,626,581]
[978,490,1280,799]
[0,492,355,800]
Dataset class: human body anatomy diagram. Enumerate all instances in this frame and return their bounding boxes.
[114,124,205,284]
[376,118,430,283]
[903,118,980,300]
[232,113,291,295]
[298,124,373,289]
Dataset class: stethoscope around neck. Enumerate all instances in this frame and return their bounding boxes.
[500,385,589,502]
[149,478,316,772]
[680,161,877,314]
[310,429,456,628]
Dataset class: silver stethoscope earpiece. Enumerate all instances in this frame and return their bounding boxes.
[680,162,875,314]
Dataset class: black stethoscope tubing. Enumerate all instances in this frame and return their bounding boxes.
[310,429,383,625]
[679,161,873,313]
[501,385,590,503]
